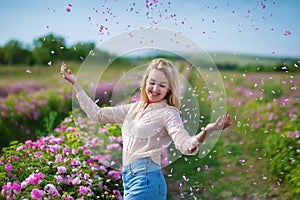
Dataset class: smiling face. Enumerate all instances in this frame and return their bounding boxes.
[145,69,169,103]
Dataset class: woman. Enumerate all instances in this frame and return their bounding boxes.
[61,59,231,200]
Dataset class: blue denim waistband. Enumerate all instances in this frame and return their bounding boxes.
[123,157,160,172]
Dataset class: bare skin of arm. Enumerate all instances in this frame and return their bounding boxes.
[60,62,82,93]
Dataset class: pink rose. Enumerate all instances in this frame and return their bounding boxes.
[5,163,13,172]
[79,186,90,195]
[44,184,59,196]
[57,166,67,174]
[31,188,43,199]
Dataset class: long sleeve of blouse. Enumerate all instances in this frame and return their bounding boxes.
[163,108,201,155]
[75,89,131,124]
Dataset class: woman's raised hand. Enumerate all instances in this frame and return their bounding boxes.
[60,62,76,85]
[205,114,231,133]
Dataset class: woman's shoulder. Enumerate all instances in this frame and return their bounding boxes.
[164,104,181,117]
[126,100,142,111]
[165,103,180,113]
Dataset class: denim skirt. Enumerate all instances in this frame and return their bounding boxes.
[122,157,167,200]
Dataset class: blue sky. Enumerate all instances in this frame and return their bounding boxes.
[1,0,299,58]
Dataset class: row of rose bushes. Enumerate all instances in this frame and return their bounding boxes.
[226,72,300,197]
[0,83,72,149]
[0,115,124,200]
[0,80,117,149]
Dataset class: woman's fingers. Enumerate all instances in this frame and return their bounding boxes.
[222,114,231,129]
[61,63,67,75]
[61,62,71,79]
[215,114,231,130]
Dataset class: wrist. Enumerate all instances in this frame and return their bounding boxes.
[203,128,212,136]
[204,125,213,134]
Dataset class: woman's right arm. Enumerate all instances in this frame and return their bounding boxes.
[60,62,129,124]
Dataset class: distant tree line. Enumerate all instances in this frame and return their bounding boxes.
[1,33,299,73]
[0,33,98,66]
[215,62,299,73]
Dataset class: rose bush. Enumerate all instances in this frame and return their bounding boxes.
[0,116,123,200]
[0,82,72,149]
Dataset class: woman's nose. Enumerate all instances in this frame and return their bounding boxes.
[153,85,159,91]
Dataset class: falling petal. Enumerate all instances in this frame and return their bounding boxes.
[284,30,291,36]
[204,164,209,170]
[25,69,32,74]
[66,8,71,12]
[48,61,52,66]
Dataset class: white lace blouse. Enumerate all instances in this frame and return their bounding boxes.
[75,89,201,166]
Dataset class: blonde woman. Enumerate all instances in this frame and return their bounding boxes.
[61,59,231,200]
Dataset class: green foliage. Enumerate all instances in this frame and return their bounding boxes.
[105,124,121,137]
[263,133,300,195]
[32,33,67,65]
[69,42,96,62]
[0,33,98,66]
[44,111,58,134]
[261,79,283,102]
[0,40,34,65]
[288,164,300,194]
[233,75,245,86]
[35,111,58,137]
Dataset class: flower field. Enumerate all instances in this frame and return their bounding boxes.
[0,63,299,199]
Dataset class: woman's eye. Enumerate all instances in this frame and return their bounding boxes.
[160,85,166,88]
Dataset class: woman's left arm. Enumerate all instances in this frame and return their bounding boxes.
[165,109,231,155]
[164,108,203,155]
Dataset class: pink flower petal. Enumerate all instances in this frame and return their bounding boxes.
[284,30,291,36]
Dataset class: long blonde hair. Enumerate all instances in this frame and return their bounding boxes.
[138,58,180,111]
